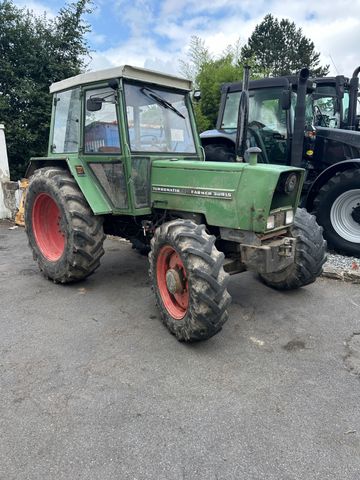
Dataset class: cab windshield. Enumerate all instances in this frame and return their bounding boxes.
[221,87,289,164]
[124,83,196,154]
[307,85,344,128]
[221,87,288,137]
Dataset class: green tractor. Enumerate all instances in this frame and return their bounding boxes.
[24,65,326,342]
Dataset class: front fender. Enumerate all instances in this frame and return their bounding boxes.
[305,159,360,210]
[200,129,236,145]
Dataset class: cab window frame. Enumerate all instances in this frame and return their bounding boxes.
[83,84,122,156]
[123,80,197,155]
[51,87,81,154]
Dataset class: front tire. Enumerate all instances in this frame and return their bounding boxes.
[25,167,105,283]
[149,219,231,342]
[313,170,360,257]
[259,208,326,290]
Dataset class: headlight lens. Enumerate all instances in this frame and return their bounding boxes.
[285,209,294,224]
[284,173,298,194]
[267,215,275,229]
[266,209,294,230]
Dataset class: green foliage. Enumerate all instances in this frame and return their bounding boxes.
[180,37,244,130]
[241,14,329,77]
[140,105,162,125]
[0,0,92,179]
[196,55,243,130]
[179,36,213,86]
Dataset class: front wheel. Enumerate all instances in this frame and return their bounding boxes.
[149,219,231,342]
[259,208,327,290]
[313,170,360,257]
[25,167,105,283]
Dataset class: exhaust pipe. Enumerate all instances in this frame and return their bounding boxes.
[347,66,360,129]
[235,66,250,161]
[290,67,310,168]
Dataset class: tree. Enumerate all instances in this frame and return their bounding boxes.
[241,14,329,78]
[180,37,244,130]
[196,54,244,130]
[0,0,92,179]
[179,36,213,86]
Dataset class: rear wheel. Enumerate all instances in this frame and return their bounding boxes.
[314,170,360,257]
[259,208,326,290]
[149,219,231,342]
[25,167,105,283]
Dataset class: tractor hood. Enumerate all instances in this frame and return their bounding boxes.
[151,159,304,233]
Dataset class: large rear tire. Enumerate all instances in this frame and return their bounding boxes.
[313,170,360,257]
[259,208,326,290]
[25,167,105,283]
[149,219,231,342]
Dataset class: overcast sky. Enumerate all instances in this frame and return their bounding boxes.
[14,0,360,78]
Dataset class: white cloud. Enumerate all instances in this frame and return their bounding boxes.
[20,0,355,80]
[13,0,55,17]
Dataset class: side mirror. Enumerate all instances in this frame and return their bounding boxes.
[281,89,291,110]
[193,90,201,101]
[86,97,103,112]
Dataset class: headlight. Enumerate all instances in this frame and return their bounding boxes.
[285,209,294,224]
[284,173,298,193]
[266,209,294,230]
[277,173,298,194]
[267,215,275,229]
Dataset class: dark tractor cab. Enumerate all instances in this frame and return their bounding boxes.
[201,73,316,166]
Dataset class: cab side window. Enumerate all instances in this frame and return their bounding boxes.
[84,88,121,154]
[52,88,81,153]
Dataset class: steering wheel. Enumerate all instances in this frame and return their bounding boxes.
[247,126,270,164]
[314,106,329,127]
[248,120,266,129]
[140,134,160,145]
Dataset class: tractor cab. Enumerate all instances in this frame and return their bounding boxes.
[41,65,202,216]
[201,73,315,166]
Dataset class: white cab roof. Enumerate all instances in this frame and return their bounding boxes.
[50,65,192,93]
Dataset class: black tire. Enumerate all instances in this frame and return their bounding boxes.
[313,170,360,257]
[204,143,235,162]
[149,219,231,342]
[25,167,105,283]
[259,208,327,290]
[130,235,151,256]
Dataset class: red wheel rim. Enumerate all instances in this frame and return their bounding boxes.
[156,245,189,320]
[32,193,65,261]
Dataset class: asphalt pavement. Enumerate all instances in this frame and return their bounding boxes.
[1,221,360,480]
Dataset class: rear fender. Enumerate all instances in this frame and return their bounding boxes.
[200,129,236,147]
[26,157,112,215]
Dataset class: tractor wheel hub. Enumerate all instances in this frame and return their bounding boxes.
[166,269,183,294]
[351,204,360,226]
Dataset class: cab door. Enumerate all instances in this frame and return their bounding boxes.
[80,85,130,213]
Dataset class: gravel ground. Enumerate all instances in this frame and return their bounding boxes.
[325,252,360,271]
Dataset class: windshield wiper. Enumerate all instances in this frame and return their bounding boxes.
[140,87,185,119]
